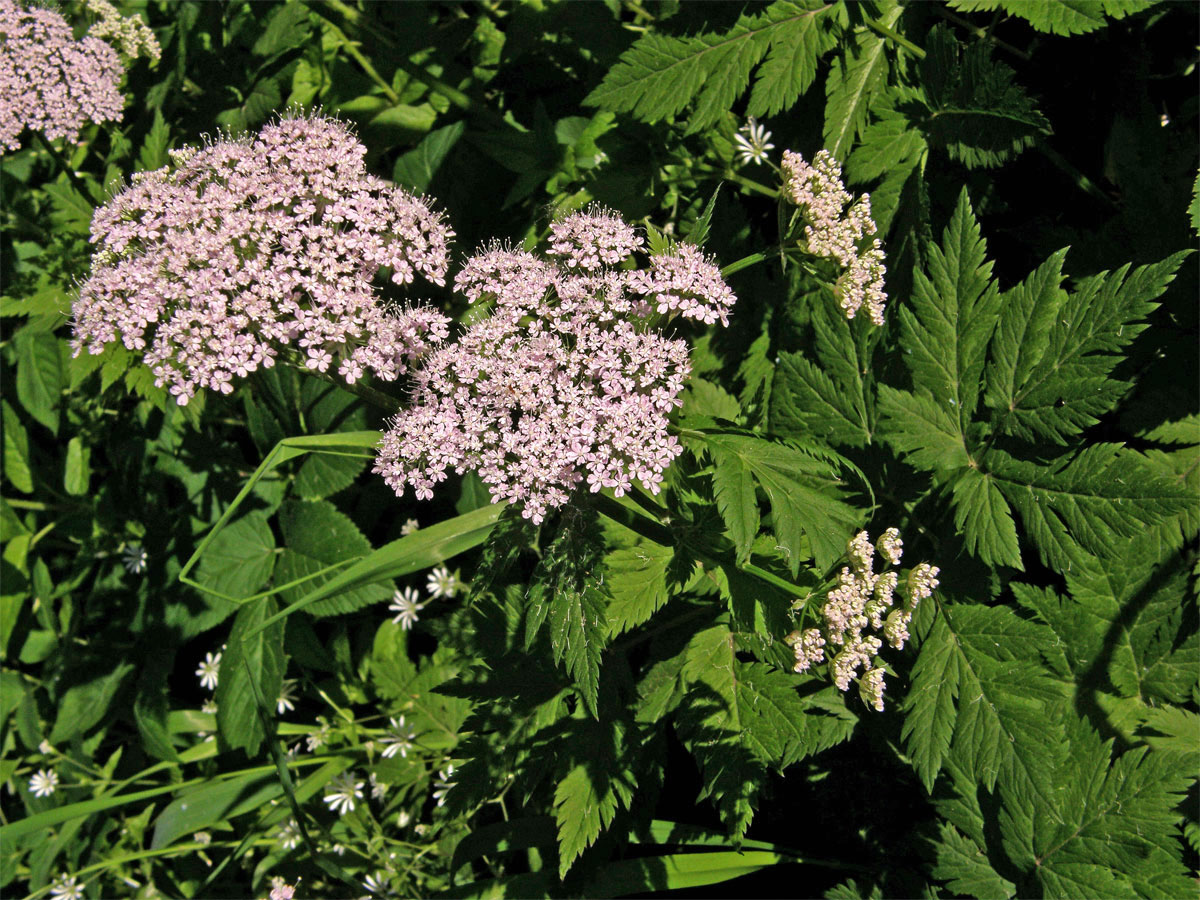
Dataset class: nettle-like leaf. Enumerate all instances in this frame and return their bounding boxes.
[946,0,1156,36]
[823,0,903,160]
[919,25,1050,169]
[585,0,839,133]
[902,603,1070,795]
[772,297,876,449]
[988,443,1192,572]
[986,250,1190,444]
[215,597,285,758]
[996,717,1194,898]
[930,822,1017,900]
[673,623,856,837]
[525,508,610,718]
[894,188,1001,434]
[690,429,861,572]
[604,541,674,637]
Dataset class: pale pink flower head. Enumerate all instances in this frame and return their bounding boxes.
[72,114,453,404]
[0,0,124,152]
[626,243,736,327]
[781,149,888,326]
[549,207,644,271]
[376,208,735,524]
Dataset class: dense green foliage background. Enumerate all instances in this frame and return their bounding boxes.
[1,1,1197,898]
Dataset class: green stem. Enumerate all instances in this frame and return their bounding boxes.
[1036,139,1118,209]
[932,5,1031,61]
[863,17,926,58]
[721,249,783,278]
[34,133,91,199]
[321,18,400,104]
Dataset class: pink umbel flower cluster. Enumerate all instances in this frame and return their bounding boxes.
[781,149,888,326]
[786,527,939,711]
[375,208,736,524]
[72,114,453,404]
[81,0,160,62]
[0,0,124,152]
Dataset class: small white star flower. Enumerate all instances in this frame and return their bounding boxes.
[193,831,212,845]
[433,762,456,807]
[122,543,148,574]
[369,772,386,801]
[276,818,301,851]
[276,679,298,714]
[733,116,775,166]
[195,651,221,691]
[363,871,396,896]
[29,768,58,797]
[201,699,218,715]
[426,565,461,600]
[397,809,412,828]
[379,715,416,759]
[400,518,420,536]
[306,720,331,752]
[49,875,85,900]
[389,586,425,630]
[323,772,363,814]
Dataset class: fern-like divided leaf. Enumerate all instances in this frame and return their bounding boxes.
[919,25,1050,169]
[901,603,1069,795]
[585,0,838,133]
[946,0,1156,37]
[690,429,861,572]
[673,624,856,837]
[554,719,637,878]
[823,0,903,160]
[986,250,1190,444]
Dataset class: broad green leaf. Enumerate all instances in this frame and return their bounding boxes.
[215,597,286,757]
[136,109,171,172]
[293,447,367,499]
[554,722,635,878]
[897,188,1001,433]
[63,436,90,496]
[950,467,1022,569]
[195,512,277,601]
[585,1,837,133]
[252,0,311,57]
[877,385,969,473]
[585,849,791,896]
[42,181,93,235]
[946,0,1155,36]
[547,582,608,720]
[989,443,1192,572]
[14,330,63,434]
[2,401,33,493]
[999,717,1194,897]
[823,1,902,160]
[49,661,136,744]
[604,542,673,637]
[393,121,466,193]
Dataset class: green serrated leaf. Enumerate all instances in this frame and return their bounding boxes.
[252,1,311,57]
[14,330,64,434]
[2,401,33,494]
[697,431,860,572]
[585,1,837,133]
[605,543,674,637]
[136,109,171,173]
[823,1,903,160]
[950,467,1022,569]
[947,0,1155,36]
[216,597,286,757]
[931,823,1017,899]
[877,385,969,473]
[195,513,277,600]
[548,582,608,719]
[898,188,1001,432]
[989,250,1189,444]
[989,443,1192,572]
[771,350,871,447]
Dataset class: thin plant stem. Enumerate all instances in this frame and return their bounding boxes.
[34,133,90,198]
[863,16,926,58]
